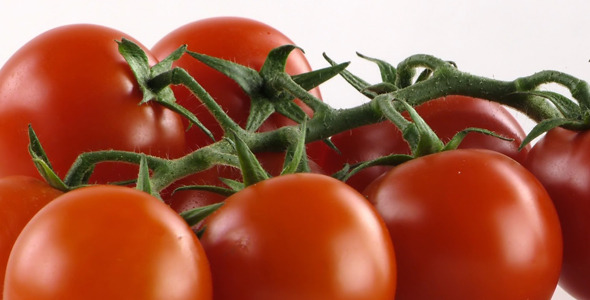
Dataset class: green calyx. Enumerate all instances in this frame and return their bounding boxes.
[118,39,216,142]
[186,44,347,133]
[28,125,71,192]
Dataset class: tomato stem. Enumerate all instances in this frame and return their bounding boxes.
[60,43,590,194]
[331,53,576,124]
[260,45,331,113]
[63,150,169,187]
[149,67,246,138]
[514,70,590,110]
[392,61,564,123]
[395,54,451,88]
[149,140,240,192]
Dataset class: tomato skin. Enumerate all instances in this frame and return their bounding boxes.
[3,185,212,300]
[152,17,327,163]
[199,173,396,300]
[0,24,186,183]
[0,176,63,296]
[324,95,530,192]
[365,149,562,299]
[524,127,590,299]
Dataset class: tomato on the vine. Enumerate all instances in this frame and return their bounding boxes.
[199,173,396,300]
[0,176,63,296]
[524,127,590,299]
[153,17,331,209]
[151,16,328,163]
[364,149,562,299]
[323,95,530,192]
[0,24,186,183]
[3,185,212,300]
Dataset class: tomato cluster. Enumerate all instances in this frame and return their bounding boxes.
[0,16,585,300]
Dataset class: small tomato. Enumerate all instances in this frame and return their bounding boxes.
[200,173,396,300]
[365,149,562,299]
[3,185,212,300]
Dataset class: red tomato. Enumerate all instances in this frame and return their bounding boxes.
[0,176,63,296]
[0,24,186,183]
[524,127,590,299]
[151,17,328,163]
[323,95,530,192]
[3,185,212,300]
[199,173,396,300]
[364,149,562,299]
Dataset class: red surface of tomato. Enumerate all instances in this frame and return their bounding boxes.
[524,127,590,299]
[364,149,562,299]
[0,176,63,296]
[3,185,212,300]
[199,173,396,300]
[323,95,530,192]
[0,24,186,183]
[151,16,328,163]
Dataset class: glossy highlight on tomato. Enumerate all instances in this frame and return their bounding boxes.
[365,149,562,299]
[0,24,186,183]
[199,173,396,300]
[3,185,212,300]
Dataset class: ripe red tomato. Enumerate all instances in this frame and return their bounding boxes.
[0,176,63,296]
[323,95,530,192]
[524,127,590,299]
[3,185,212,300]
[199,173,396,300]
[364,149,562,299]
[0,24,186,183]
[151,16,327,163]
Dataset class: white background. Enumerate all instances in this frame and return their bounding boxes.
[1,0,588,298]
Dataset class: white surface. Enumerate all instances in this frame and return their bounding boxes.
[1,1,587,298]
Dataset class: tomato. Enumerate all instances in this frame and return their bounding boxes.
[0,24,186,183]
[364,149,562,299]
[323,95,530,192]
[524,127,590,299]
[151,16,328,164]
[0,176,63,296]
[199,173,396,300]
[3,185,212,300]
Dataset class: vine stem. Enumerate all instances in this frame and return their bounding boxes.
[514,70,590,109]
[62,52,590,193]
[149,140,240,192]
[391,58,567,123]
[63,150,169,187]
[268,71,331,113]
[149,67,246,138]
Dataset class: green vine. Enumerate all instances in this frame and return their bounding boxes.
[37,39,590,199]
